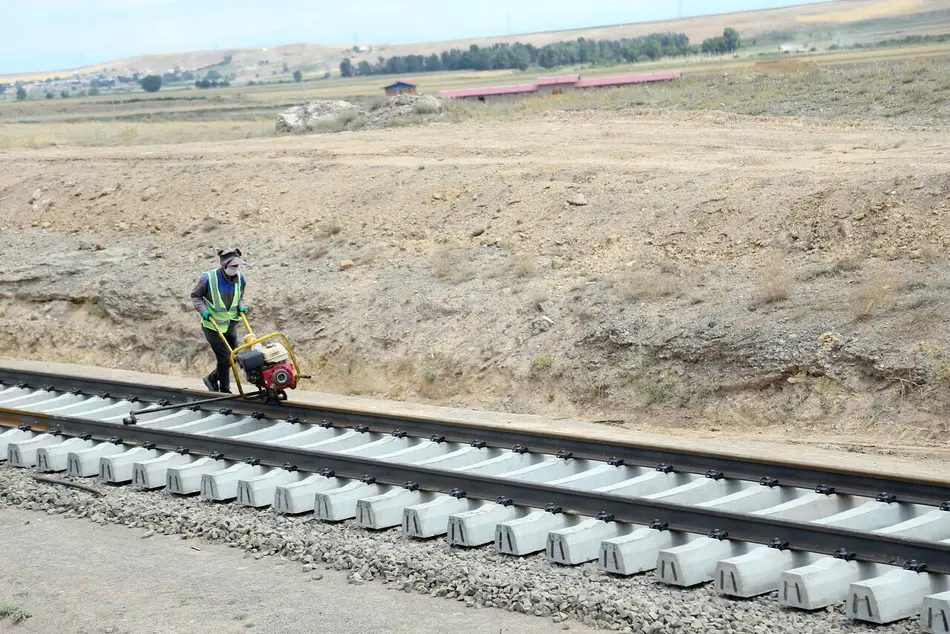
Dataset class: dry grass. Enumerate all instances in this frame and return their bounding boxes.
[489,252,535,280]
[848,270,904,321]
[458,58,950,128]
[836,255,866,273]
[752,59,818,73]
[755,259,794,304]
[431,246,476,283]
[796,0,928,24]
[616,267,687,302]
[0,119,274,148]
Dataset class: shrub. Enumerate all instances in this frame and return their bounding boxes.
[140,75,162,92]
[755,258,794,304]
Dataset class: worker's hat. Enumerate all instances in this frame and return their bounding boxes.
[218,247,248,267]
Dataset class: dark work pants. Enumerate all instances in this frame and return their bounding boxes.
[203,322,238,392]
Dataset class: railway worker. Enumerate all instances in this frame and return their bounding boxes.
[190,247,249,393]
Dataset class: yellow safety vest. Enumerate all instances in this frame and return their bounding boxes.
[200,269,242,331]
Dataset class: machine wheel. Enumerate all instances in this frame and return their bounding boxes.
[276,389,288,401]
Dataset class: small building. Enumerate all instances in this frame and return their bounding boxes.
[383,80,417,96]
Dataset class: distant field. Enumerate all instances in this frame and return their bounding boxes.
[2,0,949,85]
[4,38,950,124]
[1,37,948,150]
[796,0,927,23]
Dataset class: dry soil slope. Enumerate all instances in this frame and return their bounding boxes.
[1,108,950,443]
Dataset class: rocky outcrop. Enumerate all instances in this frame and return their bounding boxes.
[274,100,360,134]
[275,94,445,135]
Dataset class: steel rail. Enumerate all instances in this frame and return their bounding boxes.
[3,405,950,573]
[1,366,949,508]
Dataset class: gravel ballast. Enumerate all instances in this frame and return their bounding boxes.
[0,465,919,634]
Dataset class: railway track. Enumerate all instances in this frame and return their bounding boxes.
[2,367,950,631]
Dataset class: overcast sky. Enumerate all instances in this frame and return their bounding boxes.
[2,0,827,75]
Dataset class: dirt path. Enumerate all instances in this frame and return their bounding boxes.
[0,507,595,634]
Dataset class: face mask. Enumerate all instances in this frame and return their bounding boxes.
[224,266,238,276]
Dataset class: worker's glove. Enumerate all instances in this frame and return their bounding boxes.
[238,305,249,315]
[201,309,211,320]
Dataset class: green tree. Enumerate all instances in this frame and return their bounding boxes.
[46,91,54,99]
[0,84,6,95]
[723,27,741,52]
[293,70,302,82]
[140,75,162,92]
[60,90,70,98]
[16,86,26,100]
[89,87,100,96]
[205,69,222,81]
[340,58,354,77]
[357,61,373,76]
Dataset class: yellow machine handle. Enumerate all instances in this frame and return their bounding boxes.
[209,314,301,398]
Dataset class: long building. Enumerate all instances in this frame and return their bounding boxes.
[438,71,681,103]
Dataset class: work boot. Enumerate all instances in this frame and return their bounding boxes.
[203,374,218,392]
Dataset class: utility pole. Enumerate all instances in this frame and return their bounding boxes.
[678,0,684,19]
[506,14,511,36]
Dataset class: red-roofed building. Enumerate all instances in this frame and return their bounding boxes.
[535,74,581,96]
[437,83,537,102]
[437,72,681,103]
[575,72,681,88]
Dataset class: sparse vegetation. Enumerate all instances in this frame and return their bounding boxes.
[755,259,794,304]
[413,100,441,115]
[431,246,475,283]
[848,271,903,321]
[532,356,553,373]
[0,605,31,624]
[616,266,687,302]
[816,377,841,414]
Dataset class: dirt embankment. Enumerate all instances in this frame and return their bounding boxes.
[1,106,949,452]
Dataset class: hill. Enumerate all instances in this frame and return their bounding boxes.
[2,0,948,84]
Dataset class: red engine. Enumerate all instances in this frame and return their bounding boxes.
[235,339,297,401]
[261,362,295,391]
